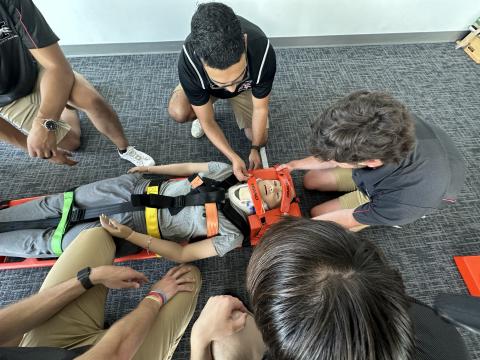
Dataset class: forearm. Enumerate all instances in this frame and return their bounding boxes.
[78,299,161,360]
[127,232,216,263]
[146,163,209,176]
[251,107,268,146]
[36,66,74,121]
[313,208,363,229]
[290,156,334,170]
[0,278,84,344]
[190,332,212,360]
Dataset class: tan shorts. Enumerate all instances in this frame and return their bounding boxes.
[174,83,269,130]
[332,167,370,209]
[0,66,71,143]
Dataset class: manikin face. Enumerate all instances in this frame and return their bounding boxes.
[233,179,284,215]
[258,180,282,210]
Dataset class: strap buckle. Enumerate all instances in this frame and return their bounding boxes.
[174,195,186,208]
[70,208,85,223]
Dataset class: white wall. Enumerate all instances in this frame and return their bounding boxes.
[35,0,479,45]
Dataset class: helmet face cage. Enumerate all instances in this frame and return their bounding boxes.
[246,167,296,216]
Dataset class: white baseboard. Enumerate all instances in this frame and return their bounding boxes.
[62,31,466,57]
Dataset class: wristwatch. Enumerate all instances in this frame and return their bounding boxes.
[77,267,94,290]
[41,119,59,131]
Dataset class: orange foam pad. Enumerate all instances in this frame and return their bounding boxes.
[454,256,480,297]
[248,202,302,246]
[0,249,158,270]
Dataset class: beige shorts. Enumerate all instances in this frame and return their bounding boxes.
[0,66,71,143]
[332,167,370,209]
[174,83,269,130]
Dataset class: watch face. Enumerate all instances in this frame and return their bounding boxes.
[44,120,58,131]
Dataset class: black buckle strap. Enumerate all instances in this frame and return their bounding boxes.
[70,208,85,223]
[174,196,186,208]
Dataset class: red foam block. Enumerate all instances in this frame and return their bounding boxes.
[454,255,480,297]
[0,250,159,270]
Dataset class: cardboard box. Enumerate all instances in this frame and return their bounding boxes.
[456,16,480,64]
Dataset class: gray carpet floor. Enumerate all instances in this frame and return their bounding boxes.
[1,43,480,359]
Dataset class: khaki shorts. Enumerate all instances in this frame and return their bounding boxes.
[174,83,269,130]
[0,66,71,143]
[332,167,370,209]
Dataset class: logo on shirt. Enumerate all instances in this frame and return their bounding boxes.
[237,80,253,93]
[0,21,16,43]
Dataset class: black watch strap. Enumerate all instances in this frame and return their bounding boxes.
[251,145,261,151]
[77,267,94,290]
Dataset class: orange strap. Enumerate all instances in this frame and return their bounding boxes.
[190,176,204,189]
[205,203,219,237]
[189,175,218,237]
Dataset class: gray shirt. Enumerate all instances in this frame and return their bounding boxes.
[157,162,244,257]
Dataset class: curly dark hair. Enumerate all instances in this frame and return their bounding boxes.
[247,217,415,360]
[310,91,415,164]
[190,2,245,69]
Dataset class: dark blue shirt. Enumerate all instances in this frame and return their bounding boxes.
[352,116,465,226]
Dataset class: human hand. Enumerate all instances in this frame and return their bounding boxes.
[90,265,148,289]
[150,264,196,302]
[48,148,78,166]
[27,119,58,159]
[232,158,250,182]
[277,161,296,172]
[192,295,248,344]
[248,149,262,170]
[127,166,151,174]
[99,215,134,239]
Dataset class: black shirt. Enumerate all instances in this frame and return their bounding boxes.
[0,345,89,359]
[352,116,465,226]
[410,301,470,360]
[0,0,58,106]
[178,16,276,107]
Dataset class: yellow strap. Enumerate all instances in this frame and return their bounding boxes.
[145,185,161,239]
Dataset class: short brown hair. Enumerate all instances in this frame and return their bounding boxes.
[310,91,415,164]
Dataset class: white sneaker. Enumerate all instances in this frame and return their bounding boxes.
[191,119,205,138]
[118,146,155,166]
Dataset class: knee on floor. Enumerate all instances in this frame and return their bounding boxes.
[168,105,192,123]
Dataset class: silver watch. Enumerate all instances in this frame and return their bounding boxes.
[41,119,59,131]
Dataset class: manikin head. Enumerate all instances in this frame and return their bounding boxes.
[229,180,283,215]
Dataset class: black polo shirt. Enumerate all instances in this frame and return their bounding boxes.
[352,116,465,226]
[178,16,276,107]
[0,0,58,107]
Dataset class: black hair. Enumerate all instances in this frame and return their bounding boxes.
[310,91,415,164]
[246,217,415,360]
[190,2,245,69]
